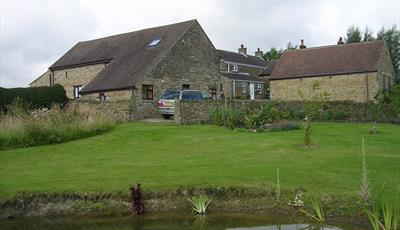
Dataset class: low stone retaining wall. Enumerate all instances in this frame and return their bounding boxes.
[174,99,400,124]
[70,100,132,122]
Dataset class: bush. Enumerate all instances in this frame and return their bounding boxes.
[266,120,301,132]
[212,103,300,132]
[0,84,68,112]
[0,103,116,150]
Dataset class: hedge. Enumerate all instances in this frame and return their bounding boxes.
[0,84,68,112]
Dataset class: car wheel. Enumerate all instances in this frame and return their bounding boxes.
[162,114,172,119]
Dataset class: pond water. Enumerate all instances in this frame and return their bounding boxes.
[1,212,368,230]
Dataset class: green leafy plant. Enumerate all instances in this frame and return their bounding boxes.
[188,195,211,214]
[366,185,400,230]
[299,192,325,223]
[303,117,312,146]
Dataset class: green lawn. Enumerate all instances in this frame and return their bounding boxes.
[0,122,399,199]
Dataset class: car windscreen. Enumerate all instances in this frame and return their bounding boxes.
[181,91,203,100]
[161,90,180,99]
[201,91,212,99]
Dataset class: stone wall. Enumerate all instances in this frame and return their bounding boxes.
[52,64,107,98]
[270,72,380,103]
[69,100,132,122]
[174,99,400,124]
[81,90,132,102]
[31,64,105,98]
[30,70,51,87]
[377,43,396,90]
[131,21,222,120]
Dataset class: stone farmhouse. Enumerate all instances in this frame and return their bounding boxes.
[261,40,395,102]
[218,46,267,99]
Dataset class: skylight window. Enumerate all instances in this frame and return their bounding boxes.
[148,37,161,47]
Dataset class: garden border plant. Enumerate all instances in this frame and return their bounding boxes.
[0,102,116,150]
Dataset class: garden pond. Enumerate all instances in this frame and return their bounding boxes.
[1,212,368,230]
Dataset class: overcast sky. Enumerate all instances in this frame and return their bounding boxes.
[0,0,399,88]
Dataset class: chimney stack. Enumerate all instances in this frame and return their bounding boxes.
[238,44,247,55]
[299,39,306,49]
[337,37,344,45]
[255,48,263,58]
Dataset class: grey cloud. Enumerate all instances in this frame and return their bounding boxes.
[1,0,398,88]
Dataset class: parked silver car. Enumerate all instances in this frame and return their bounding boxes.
[158,90,212,119]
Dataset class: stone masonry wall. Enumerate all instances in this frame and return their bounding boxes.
[131,21,222,120]
[69,100,131,122]
[270,72,380,103]
[80,90,132,102]
[52,64,106,98]
[30,70,51,87]
[377,43,396,90]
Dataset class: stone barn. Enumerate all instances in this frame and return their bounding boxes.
[267,40,395,102]
[30,20,222,119]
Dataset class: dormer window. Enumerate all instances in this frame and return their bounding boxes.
[232,64,238,72]
[148,37,161,47]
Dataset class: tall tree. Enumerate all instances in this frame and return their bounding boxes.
[377,25,400,83]
[286,42,298,50]
[262,47,283,61]
[345,26,362,43]
[362,27,375,42]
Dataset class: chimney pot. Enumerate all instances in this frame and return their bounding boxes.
[255,48,263,58]
[238,44,247,55]
[337,37,344,45]
[299,39,306,49]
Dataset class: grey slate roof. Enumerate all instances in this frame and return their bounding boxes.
[50,20,197,93]
[217,49,267,67]
[259,59,277,76]
[221,72,265,82]
[270,41,385,80]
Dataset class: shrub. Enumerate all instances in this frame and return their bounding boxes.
[0,84,68,112]
[129,184,144,215]
[267,120,301,132]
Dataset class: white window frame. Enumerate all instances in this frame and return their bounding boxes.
[73,85,82,98]
[99,93,106,102]
[256,83,262,95]
[242,82,246,94]
[232,64,239,72]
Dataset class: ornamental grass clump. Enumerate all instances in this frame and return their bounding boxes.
[188,195,211,214]
[299,192,325,223]
[0,102,115,150]
[359,137,372,206]
[366,185,400,230]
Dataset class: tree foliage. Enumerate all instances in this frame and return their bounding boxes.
[376,25,400,83]
[345,25,362,43]
[262,41,298,61]
[344,25,399,83]
[263,47,282,61]
[362,27,375,42]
